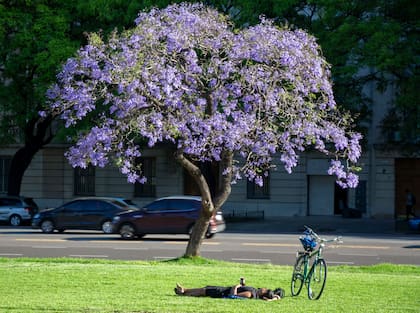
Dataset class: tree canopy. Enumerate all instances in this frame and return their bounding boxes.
[45,2,361,187]
[0,0,147,195]
[43,3,361,256]
[222,0,419,148]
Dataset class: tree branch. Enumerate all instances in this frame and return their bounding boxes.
[174,149,212,210]
[213,150,233,210]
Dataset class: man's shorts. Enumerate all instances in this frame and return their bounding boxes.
[204,286,231,298]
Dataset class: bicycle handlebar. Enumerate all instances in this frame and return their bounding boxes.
[303,225,343,244]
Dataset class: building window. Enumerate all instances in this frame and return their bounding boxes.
[74,165,95,196]
[0,157,11,193]
[247,173,270,199]
[135,157,156,197]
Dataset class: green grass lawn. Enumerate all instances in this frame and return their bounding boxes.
[0,257,419,313]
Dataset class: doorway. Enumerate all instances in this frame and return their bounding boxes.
[308,175,348,216]
[334,183,348,215]
[395,158,420,217]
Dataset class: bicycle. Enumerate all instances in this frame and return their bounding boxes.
[290,225,342,300]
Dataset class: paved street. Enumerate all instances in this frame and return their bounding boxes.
[224,215,401,235]
[1,221,419,266]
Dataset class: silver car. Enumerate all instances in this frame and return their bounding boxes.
[0,196,39,226]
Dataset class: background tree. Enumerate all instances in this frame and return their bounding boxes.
[44,3,361,257]
[0,1,74,195]
[219,0,419,148]
[0,0,148,195]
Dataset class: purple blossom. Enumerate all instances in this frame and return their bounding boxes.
[43,3,362,187]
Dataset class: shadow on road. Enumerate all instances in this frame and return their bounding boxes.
[403,245,420,249]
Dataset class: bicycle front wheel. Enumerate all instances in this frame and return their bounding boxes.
[291,254,305,296]
[308,258,327,300]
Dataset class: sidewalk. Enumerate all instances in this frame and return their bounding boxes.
[224,216,414,235]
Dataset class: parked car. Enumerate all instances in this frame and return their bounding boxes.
[408,218,420,231]
[0,195,39,226]
[112,195,226,239]
[32,197,139,233]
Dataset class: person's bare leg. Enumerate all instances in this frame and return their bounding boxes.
[183,287,206,296]
[175,284,206,296]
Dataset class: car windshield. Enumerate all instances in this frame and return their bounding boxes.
[121,199,136,206]
[111,199,136,208]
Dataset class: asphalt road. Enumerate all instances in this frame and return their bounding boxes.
[1,227,419,266]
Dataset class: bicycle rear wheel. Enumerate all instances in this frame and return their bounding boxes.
[307,258,327,300]
[291,254,305,296]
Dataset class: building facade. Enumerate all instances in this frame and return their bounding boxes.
[1,75,418,219]
[2,142,416,219]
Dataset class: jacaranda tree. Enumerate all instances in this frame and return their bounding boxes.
[43,3,361,257]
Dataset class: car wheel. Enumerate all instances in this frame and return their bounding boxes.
[205,232,215,239]
[189,224,212,239]
[9,214,22,226]
[120,224,136,239]
[204,225,215,239]
[40,220,54,233]
[101,220,113,234]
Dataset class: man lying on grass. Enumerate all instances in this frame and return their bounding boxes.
[175,283,284,301]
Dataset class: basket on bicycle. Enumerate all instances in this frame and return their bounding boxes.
[299,234,317,251]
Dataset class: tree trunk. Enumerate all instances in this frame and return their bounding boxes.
[8,145,38,196]
[7,115,53,196]
[175,150,233,257]
[185,200,213,257]
[175,150,212,256]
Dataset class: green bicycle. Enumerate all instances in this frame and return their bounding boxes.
[291,225,342,300]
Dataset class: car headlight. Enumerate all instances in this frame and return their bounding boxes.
[215,214,223,221]
[33,214,40,219]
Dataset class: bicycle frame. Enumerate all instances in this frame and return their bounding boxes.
[291,226,342,300]
[297,245,323,275]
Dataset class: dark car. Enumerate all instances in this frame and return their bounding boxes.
[32,197,139,233]
[112,196,226,239]
[0,195,39,226]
